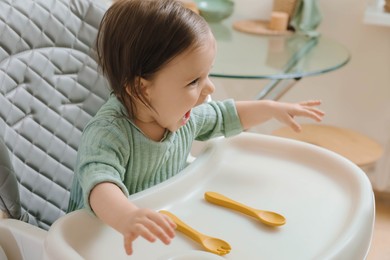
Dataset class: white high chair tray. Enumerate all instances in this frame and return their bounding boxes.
[45,133,374,260]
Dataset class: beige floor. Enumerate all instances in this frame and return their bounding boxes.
[366,192,390,260]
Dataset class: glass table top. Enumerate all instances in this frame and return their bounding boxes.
[209,18,351,80]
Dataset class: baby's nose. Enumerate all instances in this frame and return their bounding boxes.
[202,77,215,96]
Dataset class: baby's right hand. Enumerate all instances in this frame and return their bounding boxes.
[121,208,176,255]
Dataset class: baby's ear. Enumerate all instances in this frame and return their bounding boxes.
[125,77,149,97]
[139,77,151,98]
[125,84,132,96]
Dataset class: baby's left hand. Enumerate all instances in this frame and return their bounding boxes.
[273,100,324,132]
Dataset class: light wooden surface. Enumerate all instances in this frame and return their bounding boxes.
[233,19,293,36]
[272,124,383,167]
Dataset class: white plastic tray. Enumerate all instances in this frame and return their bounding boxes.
[45,133,375,260]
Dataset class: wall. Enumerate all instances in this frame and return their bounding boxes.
[285,0,390,145]
[301,0,390,189]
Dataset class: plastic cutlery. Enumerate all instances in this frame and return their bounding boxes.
[204,191,286,227]
[159,210,231,255]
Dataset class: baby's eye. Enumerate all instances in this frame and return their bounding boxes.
[188,78,200,86]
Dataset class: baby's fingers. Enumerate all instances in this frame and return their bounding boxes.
[287,119,302,132]
[142,214,176,245]
[133,222,158,243]
[294,101,325,122]
[161,213,177,234]
[124,234,137,255]
[303,107,325,122]
[299,100,322,106]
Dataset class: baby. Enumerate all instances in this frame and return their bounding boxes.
[68,0,324,255]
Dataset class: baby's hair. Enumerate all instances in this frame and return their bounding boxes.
[96,0,211,118]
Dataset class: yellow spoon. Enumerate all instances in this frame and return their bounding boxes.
[204,191,286,227]
[159,210,231,256]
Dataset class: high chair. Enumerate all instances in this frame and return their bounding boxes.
[0,0,109,258]
[0,0,376,259]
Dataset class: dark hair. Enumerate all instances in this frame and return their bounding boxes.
[96,0,211,118]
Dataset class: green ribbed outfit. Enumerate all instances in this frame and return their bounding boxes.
[67,94,243,212]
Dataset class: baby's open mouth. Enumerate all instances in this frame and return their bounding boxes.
[181,110,191,125]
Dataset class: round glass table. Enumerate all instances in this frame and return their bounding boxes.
[208,17,351,99]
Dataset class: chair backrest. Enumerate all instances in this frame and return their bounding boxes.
[0,0,110,230]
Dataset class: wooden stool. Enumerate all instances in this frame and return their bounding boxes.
[272,124,384,168]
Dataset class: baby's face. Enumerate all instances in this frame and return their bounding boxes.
[141,33,216,133]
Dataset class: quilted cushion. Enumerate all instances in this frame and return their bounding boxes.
[0,135,26,220]
[0,0,110,229]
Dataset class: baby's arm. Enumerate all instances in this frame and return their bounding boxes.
[89,182,176,255]
[235,100,324,132]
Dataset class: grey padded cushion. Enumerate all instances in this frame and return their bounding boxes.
[0,0,110,229]
[0,136,22,219]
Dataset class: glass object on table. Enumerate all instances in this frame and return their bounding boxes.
[210,16,350,80]
[194,0,234,23]
[209,16,350,100]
